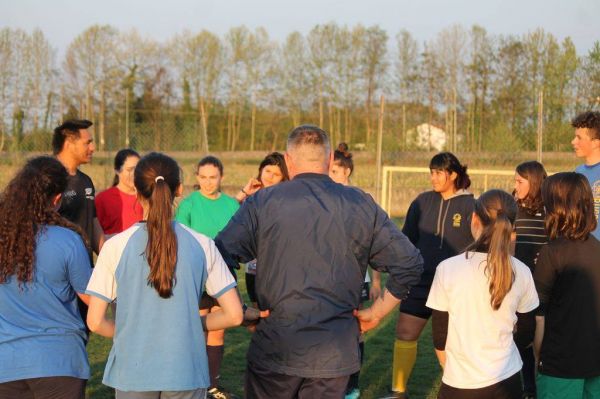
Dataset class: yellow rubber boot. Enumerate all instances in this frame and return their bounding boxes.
[391,339,417,394]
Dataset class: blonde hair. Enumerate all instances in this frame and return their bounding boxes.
[470,189,518,310]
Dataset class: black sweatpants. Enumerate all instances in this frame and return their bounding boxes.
[245,362,349,399]
[437,372,522,399]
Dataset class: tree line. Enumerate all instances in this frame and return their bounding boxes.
[1,23,599,153]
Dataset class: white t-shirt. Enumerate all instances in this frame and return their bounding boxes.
[426,251,539,389]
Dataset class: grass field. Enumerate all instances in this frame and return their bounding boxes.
[85,271,443,399]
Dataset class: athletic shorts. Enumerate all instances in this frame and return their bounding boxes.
[0,376,86,399]
[438,372,521,399]
[537,373,600,399]
[399,273,434,319]
[115,388,206,399]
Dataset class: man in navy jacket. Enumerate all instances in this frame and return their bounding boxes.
[216,125,423,399]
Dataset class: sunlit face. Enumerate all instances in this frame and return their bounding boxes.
[329,163,351,185]
[117,156,139,193]
[430,169,456,194]
[572,128,599,159]
[514,172,530,200]
[68,129,95,165]
[196,164,222,198]
[260,165,284,188]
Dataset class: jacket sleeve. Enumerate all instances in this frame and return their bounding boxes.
[402,198,420,246]
[369,204,424,300]
[215,197,259,272]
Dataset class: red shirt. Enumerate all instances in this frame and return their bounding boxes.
[95,186,143,235]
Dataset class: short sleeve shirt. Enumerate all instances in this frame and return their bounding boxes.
[0,226,92,383]
[576,163,600,239]
[175,192,239,239]
[95,186,143,235]
[85,222,236,391]
[426,252,539,389]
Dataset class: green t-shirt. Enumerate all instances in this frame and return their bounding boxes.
[175,191,240,239]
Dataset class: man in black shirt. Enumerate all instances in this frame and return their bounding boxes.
[53,119,105,256]
[216,125,423,399]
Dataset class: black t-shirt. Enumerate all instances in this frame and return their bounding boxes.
[58,169,96,254]
[534,236,600,378]
[514,206,547,271]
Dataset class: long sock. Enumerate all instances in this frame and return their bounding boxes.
[347,341,365,392]
[206,345,224,389]
[392,339,417,393]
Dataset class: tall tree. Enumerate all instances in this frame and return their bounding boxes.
[395,30,420,148]
[63,25,119,150]
[360,25,388,145]
[170,30,222,151]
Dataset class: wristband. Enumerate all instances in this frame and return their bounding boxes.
[241,188,249,196]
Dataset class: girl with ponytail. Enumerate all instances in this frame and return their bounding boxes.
[86,152,243,398]
[426,190,539,399]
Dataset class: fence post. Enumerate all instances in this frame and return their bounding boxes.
[376,95,385,204]
[537,90,544,163]
[125,88,130,147]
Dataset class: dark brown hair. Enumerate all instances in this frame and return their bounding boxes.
[0,156,88,284]
[514,161,547,215]
[257,152,289,182]
[469,189,517,310]
[542,172,597,241]
[571,111,600,140]
[134,152,181,298]
[112,148,140,187]
[52,119,93,155]
[333,142,354,175]
[429,152,471,190]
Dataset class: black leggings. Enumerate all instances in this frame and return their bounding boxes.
[438,372,522,399]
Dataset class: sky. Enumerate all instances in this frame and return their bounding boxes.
[1,0,598,55]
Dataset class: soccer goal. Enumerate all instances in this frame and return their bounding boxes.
[380,166,516,217]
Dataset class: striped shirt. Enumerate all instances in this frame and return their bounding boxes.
[514,206,547,271]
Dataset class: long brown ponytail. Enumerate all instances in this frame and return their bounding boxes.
[470,189,518,310]
[134,152,180,298]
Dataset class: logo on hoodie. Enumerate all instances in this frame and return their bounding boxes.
[452,213,462,227]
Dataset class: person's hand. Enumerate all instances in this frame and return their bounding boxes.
[243,178,262,196]
[355,307,381,333]
[369,282,382,301]
[242,305,270,332]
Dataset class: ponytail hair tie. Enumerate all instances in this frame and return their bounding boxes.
[155,176,165,183]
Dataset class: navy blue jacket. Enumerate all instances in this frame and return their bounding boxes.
[216,173,423,378]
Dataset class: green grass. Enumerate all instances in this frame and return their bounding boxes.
[86,273,442,399]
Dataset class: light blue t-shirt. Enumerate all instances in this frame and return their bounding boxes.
[86,222,236,392]
[576,162,600,239]
[0,225,92,383]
